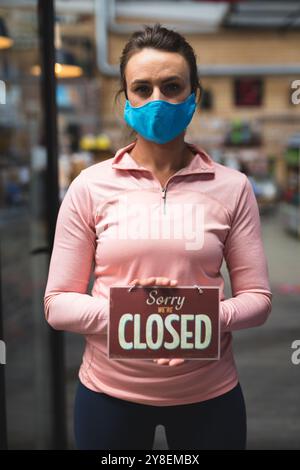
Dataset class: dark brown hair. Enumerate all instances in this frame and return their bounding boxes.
[115,23,202,107]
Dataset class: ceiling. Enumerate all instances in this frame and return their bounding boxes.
[1,1,300,31]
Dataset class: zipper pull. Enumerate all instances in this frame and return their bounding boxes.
[162,187,167,214]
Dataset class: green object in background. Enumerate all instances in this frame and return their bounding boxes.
[231,129,242,144]
[285,148,299,166]
[231,118,242,144]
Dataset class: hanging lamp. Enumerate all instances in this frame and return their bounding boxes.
[0,17,13,49]
[31,21,82,78]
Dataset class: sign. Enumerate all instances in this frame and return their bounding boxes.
[108,286,220,360]
[234,78,263,107]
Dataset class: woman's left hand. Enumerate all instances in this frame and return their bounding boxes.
[153,358,185,366]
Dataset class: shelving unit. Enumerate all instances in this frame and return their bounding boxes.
[280,134,300,238]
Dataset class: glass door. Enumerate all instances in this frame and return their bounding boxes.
[0,0,65,449]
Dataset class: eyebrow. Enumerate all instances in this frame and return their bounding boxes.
[131,75,183,86]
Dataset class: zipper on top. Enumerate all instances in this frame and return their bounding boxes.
[161,186,167,214]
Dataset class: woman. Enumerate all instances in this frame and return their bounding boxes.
[44,24,272,450]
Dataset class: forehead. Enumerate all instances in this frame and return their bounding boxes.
[125,48,190,83]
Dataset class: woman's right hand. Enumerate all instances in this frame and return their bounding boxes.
[128,276,185,367]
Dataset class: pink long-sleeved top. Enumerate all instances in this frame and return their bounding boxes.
[44,141,272,406]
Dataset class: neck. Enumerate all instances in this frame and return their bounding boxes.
[130,134,193,174]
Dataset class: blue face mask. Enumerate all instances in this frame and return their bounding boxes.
[124,92,196,144]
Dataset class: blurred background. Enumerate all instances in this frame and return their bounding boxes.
[0,0,299,450]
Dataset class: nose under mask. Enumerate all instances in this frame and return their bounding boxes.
[123,92,196,144]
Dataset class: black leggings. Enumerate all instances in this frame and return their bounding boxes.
[74,380,247,450]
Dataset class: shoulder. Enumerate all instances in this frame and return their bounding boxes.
[207,161,255,218]
[67,156,122,208]
[214,161,248,185]
[214,161,252,198]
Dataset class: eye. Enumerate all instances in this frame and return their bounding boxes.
[134,85,151,95]
[163,83,181,94]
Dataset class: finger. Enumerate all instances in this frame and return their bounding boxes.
[139,277,157,286]
[168,358,185,367]
[129,277,156,286]
[156,278,178,286]
[156,358,170,365]
[155,277,172,285]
